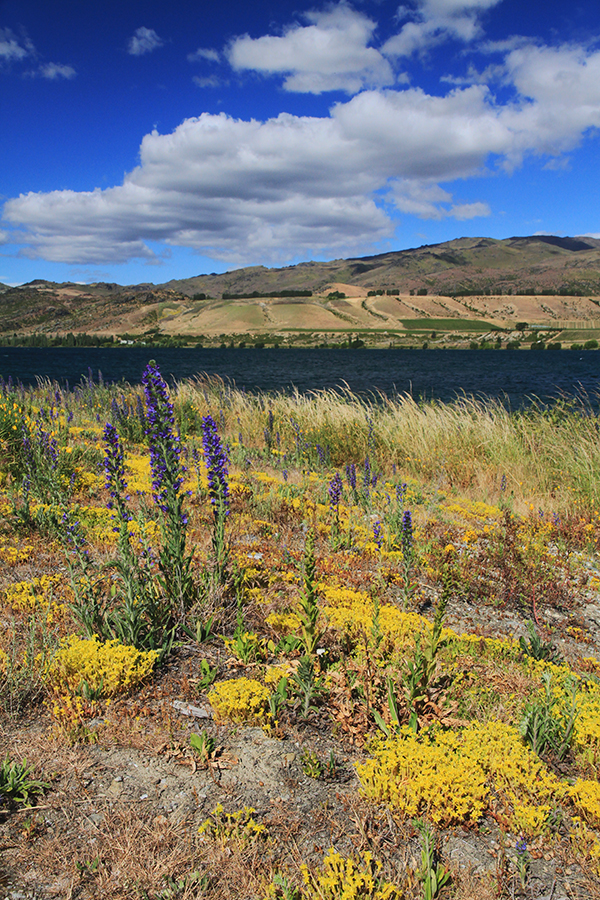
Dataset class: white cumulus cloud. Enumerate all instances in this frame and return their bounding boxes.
[128,27,164,57]
[384,0,503,57]
[228,3,394,94]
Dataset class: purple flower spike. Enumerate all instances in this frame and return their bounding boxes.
[201,414,230,517]
[345,462,356,491]
[103,422,128,507]
[328,471,343,512]
[373,520,383,550]
[142,362,184,514]
[401,509,413,557]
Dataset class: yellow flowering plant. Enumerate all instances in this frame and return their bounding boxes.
[357,720,565,836]
[301,849,403,900]
[208,677,271,724]
[198,803,267,846]
[47,634,158,699]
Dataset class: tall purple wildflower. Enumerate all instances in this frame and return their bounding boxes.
[103,422,127,506]
[363,456,371,493]
[201,414,230,517]
[103,422,132,541]
[142,362,184,516]
[328,472,343,513]
[142,362,195,612]
[396,482,407,506]
[400,509,413,559]
[345,462,356,491]
[373,520,383,550]
[37,425,59,470]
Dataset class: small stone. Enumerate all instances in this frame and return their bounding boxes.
[172,700,211,719]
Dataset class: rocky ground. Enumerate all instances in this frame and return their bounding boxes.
[2,586,600,900]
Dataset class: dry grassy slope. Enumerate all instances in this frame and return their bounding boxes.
[4,235,600,337]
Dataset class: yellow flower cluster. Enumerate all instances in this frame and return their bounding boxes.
[208,677,271,724]
[0,537,33,566]
[322,585,429,650]
[448,632,519,661]
[48,635,158,697]
[357,728,487,827]
[265,611,301,633]
[125,454,152,493]
[78,505,159,545]
[473,720,564,836]
[73,469,104,492]
[75,505,118,545]
[301,849,403,900]
[569,779,600,827]
[198,803,266,845]
[443,498,502,522]
[264,664,292,686]
[255,472,279,485]
[357,721,564,835]
[2,574,66,624]
[3,575,61,611]
[573,685,600,766]
[51,693,97,743]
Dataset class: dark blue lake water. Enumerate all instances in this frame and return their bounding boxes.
[0,347,598,407]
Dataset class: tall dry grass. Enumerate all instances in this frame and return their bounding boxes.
[9,374,600,514]
[177,377,600,514]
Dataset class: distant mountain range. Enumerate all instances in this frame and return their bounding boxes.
[163,233,600,297]
[3,234,600,345]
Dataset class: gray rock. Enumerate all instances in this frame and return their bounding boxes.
[445,835,496,875]
[172,700,211,719]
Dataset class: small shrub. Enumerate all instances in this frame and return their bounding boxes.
[0,756,48,808]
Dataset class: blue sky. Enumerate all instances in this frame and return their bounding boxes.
[2,0,600,286]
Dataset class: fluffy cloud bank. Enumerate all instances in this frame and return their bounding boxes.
[5,3,600,267]
[227,1,505,93]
